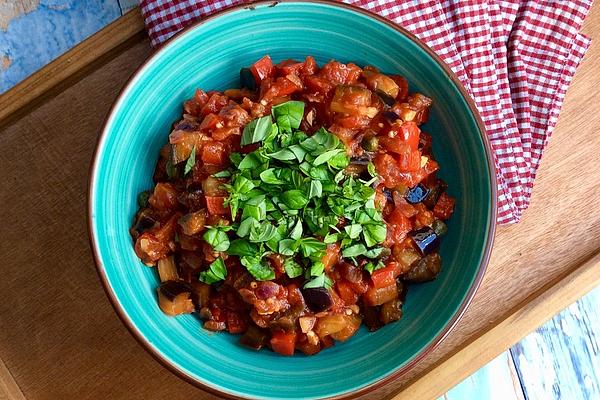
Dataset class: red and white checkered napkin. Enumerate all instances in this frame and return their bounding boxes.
[139,0,593,224]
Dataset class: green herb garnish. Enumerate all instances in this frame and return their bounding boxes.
[199,257,227,284]
[208,101,387,288]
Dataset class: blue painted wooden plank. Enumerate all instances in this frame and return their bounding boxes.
[511,285,600,400]
[439,351,525,400]
[118,0,139,13]
[0,0,122,93]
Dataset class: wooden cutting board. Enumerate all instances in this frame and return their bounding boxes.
[0,7,599,400]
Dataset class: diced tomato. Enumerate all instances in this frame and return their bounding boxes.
[363,283,398,306]
[200,93,228,117]
[270,330,296,356]
[183,89,209,116]
[202,176,227,197]
[211,127,239,141]
[414,203,435,228]
[370,262,402,289]
[433,192,455,220]
[227,312,247,334]
[199,113,220,131]
[330,86,377,118]
[261,76,301,102]
[336,280,359,305]
[303,56,318,75]
[321,243,341,272]
[201,141,229,166]
[305,75,334,94]
[205,196,229,215]
[250,55,274,84]
[386,208,412,246]
[169,131,204,164]
[149,183,179,211]
[374,153,402,188]
[396,149,421,172]
[319,61,362,85]
[276,59,304,76]
[218,101,250,128]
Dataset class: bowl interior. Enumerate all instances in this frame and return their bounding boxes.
[89,2,494,399]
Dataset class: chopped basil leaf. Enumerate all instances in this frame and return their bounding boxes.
[310,261,325,276]
[304,273,325,289]
[367,161,377,177]
[260,168,285,184]
[308,180,322,199]
[249,222,277,242]
[344,224,363,239]
[363,224,387,247]
[278,239,299,256]
[240,255,275,281]
[268,148,296,161]
[313,149,344,166]
[199,257,227,284]
[227,239,259,256]
[284,258,303,278]
[203,227,230,252]
[241,115,272,145]
[281,190,309,209]
[341,243,367,258]
[271,100,305,132]
[364,261,385,274]
[184,146,196,175]
[289,219,303,240]
[212,170,232,178]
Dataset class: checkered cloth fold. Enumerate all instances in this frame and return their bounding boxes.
[139,0,592,224]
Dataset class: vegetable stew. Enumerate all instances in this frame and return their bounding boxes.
[130,55,455,356]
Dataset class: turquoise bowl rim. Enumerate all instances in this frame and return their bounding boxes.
[88,1,497,398]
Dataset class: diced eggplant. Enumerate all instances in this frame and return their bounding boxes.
[379,299,403,325]
[240,325,269,350]
[157,281,195,316]
[362,305,383,331]
[240,67,257,90]
[405,184,430,204]
[375,89,396,106]
[301,287,333,313]
[422,180,448,209]
[157,255,179,282]
[410,227,439,256]
[299,316,317,333]
[383,188,394,202]
[396,279,408,303]
[382,111,400,124]
[404,253,442,282]
[131,208,157,236]
[329,313,361,341]
[432,219,448,237]
[189,281,211,310]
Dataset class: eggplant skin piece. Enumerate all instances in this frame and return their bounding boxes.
[403,253,442,282]
[410,227,440,256]
[301,287,333,313]
[405,184,430,204]
[158,281,195,316]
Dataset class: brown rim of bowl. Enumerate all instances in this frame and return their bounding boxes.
[87,1,498,399]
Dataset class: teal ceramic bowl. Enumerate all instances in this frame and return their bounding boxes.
[88,1,496,398]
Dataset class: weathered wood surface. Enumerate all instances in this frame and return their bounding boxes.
[439,351,524,400]
[0,3,599,400]
[511,285,600,400]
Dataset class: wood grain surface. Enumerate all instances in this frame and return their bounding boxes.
[0,3,599,400]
